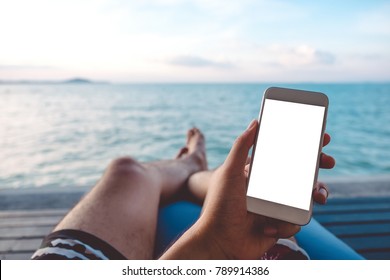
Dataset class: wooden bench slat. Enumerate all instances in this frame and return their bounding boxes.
[0,252,34,260]
[359,251,390,260]
[0,209,68,218]
[324,197,390,205]
[0,226,53,239]
[324,222,390,237]
[0,192,84,211]
[0,238,42,253]
[341,235,390,251]
[314,211,390,225]
[314,202,390,214]
[0,216,63,228]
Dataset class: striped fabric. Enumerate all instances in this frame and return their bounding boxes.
[260,239,310,260]
[31,229,126,260]
[32,230,309,260]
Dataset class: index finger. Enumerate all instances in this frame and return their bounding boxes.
[224,120,258,174]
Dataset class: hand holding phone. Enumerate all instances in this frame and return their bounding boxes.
[246,87,328,225]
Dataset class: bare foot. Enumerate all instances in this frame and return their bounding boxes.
[159,128,208,204]
[176,128,208,172]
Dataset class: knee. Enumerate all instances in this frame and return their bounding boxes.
[108,157,147,181]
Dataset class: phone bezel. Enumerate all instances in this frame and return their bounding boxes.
[246,87,328,225]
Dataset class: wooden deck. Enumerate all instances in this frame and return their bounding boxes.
[1,197,389,260]
[313,196,390,260]
[0,209,66,259]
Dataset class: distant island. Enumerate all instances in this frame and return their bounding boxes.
[64,78,92,84]
[0,78,108,85]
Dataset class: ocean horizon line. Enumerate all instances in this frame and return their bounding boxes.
[1,79,390,85]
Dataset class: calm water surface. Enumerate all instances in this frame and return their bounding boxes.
[0,83,389,190]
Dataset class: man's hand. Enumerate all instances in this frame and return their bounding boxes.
[161,120,335,260]
[193,120,298,259]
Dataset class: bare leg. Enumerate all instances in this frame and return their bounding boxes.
[187,169,214,203]
[186,157,250,202]
[54,128,207,259]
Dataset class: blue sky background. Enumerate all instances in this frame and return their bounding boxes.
[0,0,389,82]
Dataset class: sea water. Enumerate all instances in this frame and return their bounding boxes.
[0,83,389,190]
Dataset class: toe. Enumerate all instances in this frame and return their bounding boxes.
[175,146,189,159]
[187,128,196,144]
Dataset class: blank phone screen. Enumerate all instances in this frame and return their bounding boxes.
[247,99,325,211]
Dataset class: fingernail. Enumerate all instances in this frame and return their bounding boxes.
[319,187,328,199]
[263,226,278,236]
[246,119,257,130]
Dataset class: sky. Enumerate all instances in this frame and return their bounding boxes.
[0,0,389,83]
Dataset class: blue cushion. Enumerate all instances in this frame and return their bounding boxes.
[296,218,364,259]
[155,201,201,257]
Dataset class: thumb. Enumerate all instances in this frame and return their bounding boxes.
[224,119,258,174]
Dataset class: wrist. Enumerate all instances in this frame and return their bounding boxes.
[159,219,227,260]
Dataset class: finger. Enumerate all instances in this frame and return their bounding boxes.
[244,157,252,177]
[263,221,301,238]
[323,133,331,147]
[319,153,336,169]
[224,120,258,174]
[313,181,329,205]
[275,223,301,239]
[244,164,250,176]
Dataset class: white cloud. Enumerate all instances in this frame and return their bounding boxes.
[168,55,234,68]
[265,45,336,67]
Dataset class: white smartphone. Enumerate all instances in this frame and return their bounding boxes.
[246,87,328,225]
